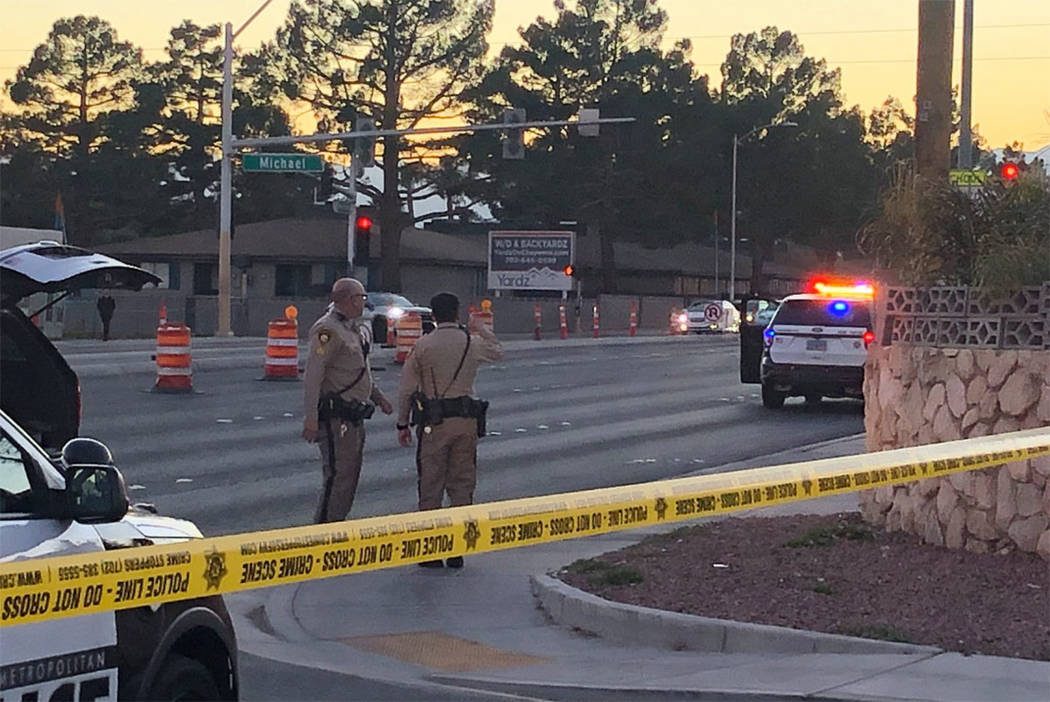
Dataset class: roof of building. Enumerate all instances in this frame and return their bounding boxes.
[95,217,837,280]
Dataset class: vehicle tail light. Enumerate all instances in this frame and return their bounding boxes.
[863,330,875,348]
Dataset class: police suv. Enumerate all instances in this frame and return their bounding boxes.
[739,281,875,409]
[0,242,238,701]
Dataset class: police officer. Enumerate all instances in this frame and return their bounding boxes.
[303,278,392,523]
[396,292,502,568]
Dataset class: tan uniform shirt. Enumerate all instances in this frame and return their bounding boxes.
[303,307,387,426]
[397,322,503,425]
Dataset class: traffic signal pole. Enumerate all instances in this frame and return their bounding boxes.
[346,155,357,277]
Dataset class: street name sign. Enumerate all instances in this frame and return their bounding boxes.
[242,153,324,173]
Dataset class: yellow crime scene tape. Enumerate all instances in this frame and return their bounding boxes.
[2,428,1048,627]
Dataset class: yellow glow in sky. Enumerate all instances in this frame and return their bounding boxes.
[1,0,1047,147]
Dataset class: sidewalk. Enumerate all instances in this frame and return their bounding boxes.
[230,434,1050,701]
[58,331,719,378]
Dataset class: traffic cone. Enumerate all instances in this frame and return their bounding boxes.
[159,300,167,325]
[592,303,600,339]
[629,301,638,337]
[533,304,542,341]
[558,305,568,339]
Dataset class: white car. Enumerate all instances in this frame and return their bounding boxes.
[0,242,238,701]
[684,299,740,333]
[362,292,435,345]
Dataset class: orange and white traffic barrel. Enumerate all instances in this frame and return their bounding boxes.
[384,315,397,347]
[263,318,299,380]
[592,303,600,339]
[471,299,494,332]
[629,301,638,337]
[559,305,568,339]
[395,311,423,364]
[533,304,542,341]
[155,323,192,393]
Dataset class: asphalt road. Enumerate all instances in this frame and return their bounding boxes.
[78,336,864,539]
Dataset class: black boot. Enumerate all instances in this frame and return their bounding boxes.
[418,559,443,568]
[445,556,463,569]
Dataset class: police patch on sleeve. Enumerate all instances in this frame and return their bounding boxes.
[316,329,331,354]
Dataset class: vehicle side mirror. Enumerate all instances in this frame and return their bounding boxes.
[65,465,129,523]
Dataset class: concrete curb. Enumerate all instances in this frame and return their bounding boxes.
[530,574,941,657]
[425,675,822,702]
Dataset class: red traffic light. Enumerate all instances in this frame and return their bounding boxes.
[563,264,575,276]
[1001,162,1019,180]
[355,215,372,231]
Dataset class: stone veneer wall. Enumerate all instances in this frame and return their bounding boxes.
[862,346,1050,559]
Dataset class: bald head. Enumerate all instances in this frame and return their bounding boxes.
[331,277,367,318]
[331,277,365,302]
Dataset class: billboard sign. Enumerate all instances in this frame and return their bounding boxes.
[488,231,574,291]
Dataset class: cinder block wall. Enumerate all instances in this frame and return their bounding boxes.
[863,346,1050,559]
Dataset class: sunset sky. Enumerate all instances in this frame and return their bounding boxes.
[1,0,1047,149]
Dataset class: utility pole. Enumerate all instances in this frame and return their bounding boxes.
[218,22,234,336]
[958,0,974,169]
[915,0,955,179]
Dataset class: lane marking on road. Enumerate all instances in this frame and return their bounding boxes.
[515,428,528,433]
[283,412,295,417]
[129,484,146,491]
[174,478,193,484]
[560,421,572,426]
[537,425,550,430]
[217,419,234,424]
[488,431,502,436]
[253,416,264,421]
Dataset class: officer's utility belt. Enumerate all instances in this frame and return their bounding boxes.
[318,395,375,424]
[411,395,489,437]
[317,368,373,424]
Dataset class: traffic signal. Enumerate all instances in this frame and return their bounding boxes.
[502,108,525,160]
[563,264,576,277]
[1001,162,1019,181]
[354,215,372,264]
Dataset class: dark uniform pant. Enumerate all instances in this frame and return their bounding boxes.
[315,420,366,523]
[416,417,477,511]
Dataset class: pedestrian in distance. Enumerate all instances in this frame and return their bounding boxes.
[302,278,393,523]
[96,291,116,341]
[396,292,502,568]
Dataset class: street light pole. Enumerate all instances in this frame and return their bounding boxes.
[730,133,739,299]
[218,21,233,336]
[218,0,273,337]
[0,157,9,227]
[728,121,797,301]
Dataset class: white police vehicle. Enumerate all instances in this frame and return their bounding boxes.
[740,281,875,409]
[0,242,238,701]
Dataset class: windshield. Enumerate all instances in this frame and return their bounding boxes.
[368,293,413,308]
[772,299,871,327]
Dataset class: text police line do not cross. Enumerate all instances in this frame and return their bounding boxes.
[1,428,1048,627]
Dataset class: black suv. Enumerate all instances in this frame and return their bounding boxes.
[0,242,239,701]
